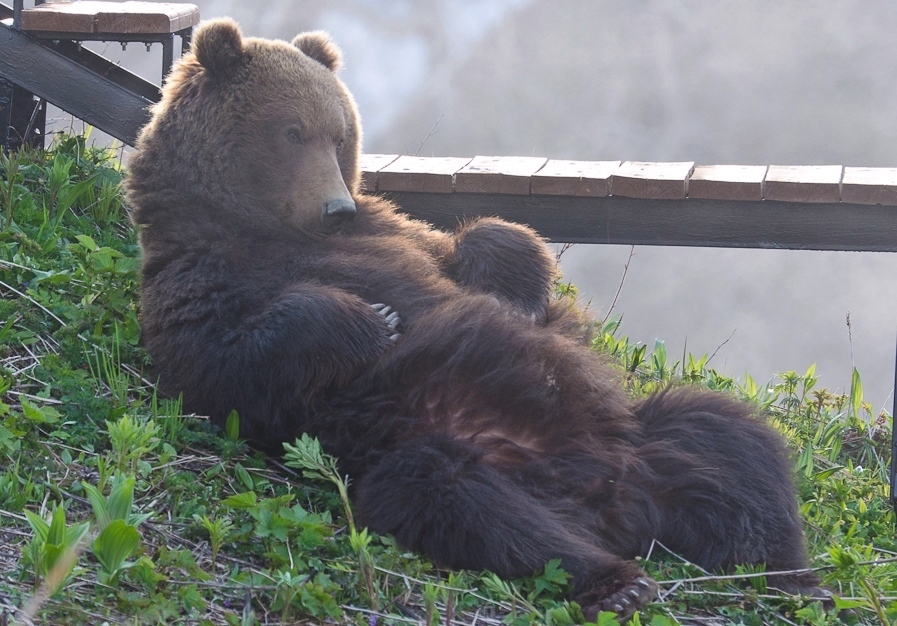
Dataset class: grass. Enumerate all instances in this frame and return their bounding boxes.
[0,136,895,625]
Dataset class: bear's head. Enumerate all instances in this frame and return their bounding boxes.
[128,18,361,240]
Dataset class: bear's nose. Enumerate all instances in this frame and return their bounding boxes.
[322,199,356,231]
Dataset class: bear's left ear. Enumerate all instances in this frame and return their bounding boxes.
[292,31,343,72]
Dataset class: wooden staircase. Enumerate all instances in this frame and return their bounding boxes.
[0,0,199,149]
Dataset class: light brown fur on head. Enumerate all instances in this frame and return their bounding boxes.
[127,18,362,240]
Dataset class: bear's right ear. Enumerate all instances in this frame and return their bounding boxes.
[193,18,245,77]
[293,31,342,72]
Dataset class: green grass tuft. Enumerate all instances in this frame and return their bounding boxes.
[0,138,894,625]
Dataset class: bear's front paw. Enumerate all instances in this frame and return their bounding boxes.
[579,575,657,623]
[371,303,401,342]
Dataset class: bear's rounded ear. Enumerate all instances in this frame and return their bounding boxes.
[292,31,342,72]
[193,18,245,77]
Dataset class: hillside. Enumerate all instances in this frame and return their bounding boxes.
[0,140,894,625]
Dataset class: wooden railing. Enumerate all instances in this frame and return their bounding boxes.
[361,153,897,512]
[360,155,897,252]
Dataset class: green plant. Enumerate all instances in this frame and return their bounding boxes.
[194,513,233,566]
[104,414,160,475]
[83,474,149,586]
[22,504,89,594]
[283,434,355,531]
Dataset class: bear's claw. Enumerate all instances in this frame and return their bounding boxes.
[371,303,402,340]
[581,576,658,622]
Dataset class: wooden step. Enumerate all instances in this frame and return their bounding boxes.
[20,1,199,35]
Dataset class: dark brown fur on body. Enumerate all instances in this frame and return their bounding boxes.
[128,18,823,620]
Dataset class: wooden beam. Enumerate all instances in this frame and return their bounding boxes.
[357,154,897,250]
[383,191,897,252]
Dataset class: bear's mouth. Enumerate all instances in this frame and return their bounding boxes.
[295,226,332,243]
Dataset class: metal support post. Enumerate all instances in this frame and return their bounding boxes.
[891,333,897,518]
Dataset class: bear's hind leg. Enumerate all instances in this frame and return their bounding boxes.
[635,389,822,594]
[354,435,657,621]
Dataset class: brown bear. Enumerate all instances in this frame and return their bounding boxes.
[127,18,826,620]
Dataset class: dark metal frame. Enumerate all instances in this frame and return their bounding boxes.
[0,0,188,149]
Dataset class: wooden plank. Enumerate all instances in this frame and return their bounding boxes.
[387,191,897,252]
[96,3,200,34]
[21,2,96,33]
[842,167,897,206]
[765,165,842,203]
[688,165,768,201]
[358,154,398,193]
[611,161,694,200]
[377,156,471,194]
[21,1,200,35]
[454,156,548,195]
[530,159,620,197]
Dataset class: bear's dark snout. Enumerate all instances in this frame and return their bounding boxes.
[322,199,356,232]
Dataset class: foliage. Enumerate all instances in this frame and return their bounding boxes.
[0,138,894,625]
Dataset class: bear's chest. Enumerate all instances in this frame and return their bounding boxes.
[278,235,460,323]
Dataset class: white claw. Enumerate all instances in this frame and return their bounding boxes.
[389,333,401,342]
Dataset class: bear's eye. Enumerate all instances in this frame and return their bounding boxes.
[336,139,345,155]
[285,128,303,144]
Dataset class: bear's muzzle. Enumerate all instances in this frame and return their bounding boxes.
[322,198,356,232]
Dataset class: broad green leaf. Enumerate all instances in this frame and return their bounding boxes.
[225,409,240,441]
[75,234,99,251]
[222,491,258,509]
[47,505,67,546]
[812,466,845,481]
[23,509,50,541]
[83,483,111,529]
[105,476,136,523]
[92,519,139,572]
[20,398,61,424]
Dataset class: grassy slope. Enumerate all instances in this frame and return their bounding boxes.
[0,139,895,625]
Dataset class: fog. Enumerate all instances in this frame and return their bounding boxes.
[58,0,897,411]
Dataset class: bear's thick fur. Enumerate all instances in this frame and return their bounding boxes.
[127,18,824,619]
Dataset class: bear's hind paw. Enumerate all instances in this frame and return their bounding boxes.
[580,576,658,623]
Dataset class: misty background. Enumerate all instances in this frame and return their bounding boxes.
[54,0,897,411]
